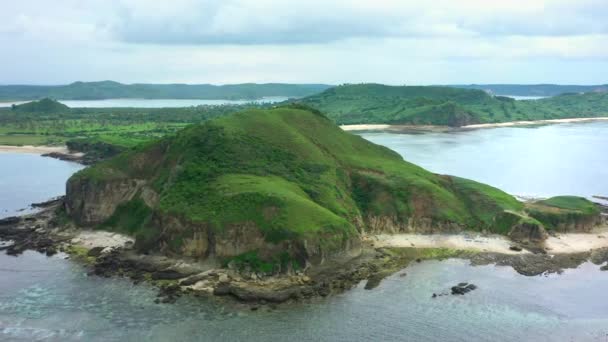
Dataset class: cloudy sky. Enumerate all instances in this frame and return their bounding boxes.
[1,0,607,85]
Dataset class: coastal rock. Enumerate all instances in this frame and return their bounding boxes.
[451,283,477,295]
[66,178,145,226]
[508,220,548,243]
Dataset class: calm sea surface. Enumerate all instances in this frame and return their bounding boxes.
[360,121,608,199]
[0,98,288,108]
[1,122,607,341]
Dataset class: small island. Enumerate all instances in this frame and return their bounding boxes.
[1,105,606,303]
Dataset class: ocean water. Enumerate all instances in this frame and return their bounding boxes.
[0,98,289,108]
[1,122,608,341]
[360,121,608,199]
[0,153,83,219]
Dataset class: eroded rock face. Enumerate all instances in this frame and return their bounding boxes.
[65,178,146,226]
[361,215,463,234]
[508,221,549,243]
[214,222,268,258]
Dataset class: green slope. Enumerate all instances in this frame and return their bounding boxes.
[66,105,530,262]
[300,83,608,126]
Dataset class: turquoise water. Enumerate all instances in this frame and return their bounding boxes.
[0,98,289,108]
[1,123,608,341]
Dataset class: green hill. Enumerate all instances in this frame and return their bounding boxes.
[12,98,70,113]
[65,105,558,267]
[299,84,608,126]
[0,81,332,101]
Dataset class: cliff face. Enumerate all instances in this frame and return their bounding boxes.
[66,178,145,226]
[64,106,601,269]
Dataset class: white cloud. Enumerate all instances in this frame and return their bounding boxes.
[0,0,607,84]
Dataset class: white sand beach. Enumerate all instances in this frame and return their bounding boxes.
[369,227,608,255]
[340,117,608,132]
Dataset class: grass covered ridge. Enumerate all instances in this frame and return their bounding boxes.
[299,83,608,126]
[525,196,601,231]
[68,105,530,259]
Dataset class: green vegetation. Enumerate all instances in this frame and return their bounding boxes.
[12,98,69,113]
[0,98,265,147]
[299,84,608,126]
[525,196,601,231]
[69,105,528,261]
[0,81,332,101]
[222,250,300,274]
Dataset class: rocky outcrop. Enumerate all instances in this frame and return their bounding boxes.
[508,220,548,243]
[361,215,464,234]
[65,177,145,226]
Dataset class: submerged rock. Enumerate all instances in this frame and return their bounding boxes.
[451,283,477,295]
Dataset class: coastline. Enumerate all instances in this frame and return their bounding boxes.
[0,144,70,155]
[370,227,608,255]
[340,116,608,132]
[2,198,607,305]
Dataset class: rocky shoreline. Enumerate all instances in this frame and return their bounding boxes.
[2,198,608,307]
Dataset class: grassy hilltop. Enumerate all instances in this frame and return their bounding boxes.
[66,105,564,266]
[299,84,608,126]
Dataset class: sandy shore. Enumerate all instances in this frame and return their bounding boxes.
[340,124,449,132]
[370,227,608,254]
[341,117,608,132]
[0,145,71,154]
[463,117,608,129]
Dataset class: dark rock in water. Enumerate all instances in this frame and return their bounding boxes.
[31,197,64,208]
[509,245,523,252]
[600,265,608,271]
[399,272,407,277]
[451,283,478,295]
[432,293,437,298]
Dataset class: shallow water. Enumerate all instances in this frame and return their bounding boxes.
[1,124,608,341]
[360,121,608,199]
[1,252,607,341]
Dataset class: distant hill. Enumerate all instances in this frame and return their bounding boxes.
[299,83,608,126]
[12,98,70,113]
[0,81,333,101]
[449,84,608,97]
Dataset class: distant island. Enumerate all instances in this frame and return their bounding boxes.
[449,84,608,97]
[0,81,332,101]
[2,81,608,102]
[299,83,608,127]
